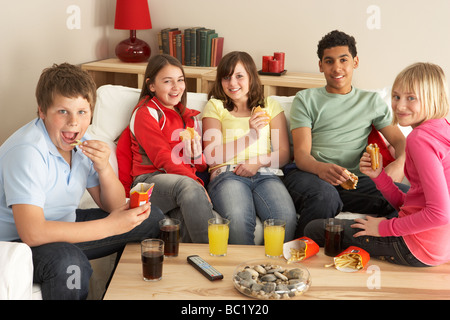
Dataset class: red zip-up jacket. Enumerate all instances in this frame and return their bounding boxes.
[130,96,206,185]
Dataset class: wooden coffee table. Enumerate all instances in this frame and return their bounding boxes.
[104,242,450,300]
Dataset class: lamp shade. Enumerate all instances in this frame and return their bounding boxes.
[115,0,152,30]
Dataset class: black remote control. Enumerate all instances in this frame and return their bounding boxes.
[187,255,224,281]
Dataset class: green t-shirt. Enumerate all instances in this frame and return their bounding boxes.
[290,86,391,175]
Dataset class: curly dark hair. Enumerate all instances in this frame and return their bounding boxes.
[317,30,357,60]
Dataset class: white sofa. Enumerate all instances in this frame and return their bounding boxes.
[1,84,408,299]
[81,84,409,234]
[0,241,36,299]
[80,86,297,244]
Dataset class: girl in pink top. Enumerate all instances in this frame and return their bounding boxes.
[305,63,450,266]
[355,62,450,266]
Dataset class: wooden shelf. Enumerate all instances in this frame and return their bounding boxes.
[81,58,326,96]
[81,58,215,93]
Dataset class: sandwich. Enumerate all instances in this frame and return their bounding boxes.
[179,127,199,141]
[340,169,358,190]
[251,106,271,126]
[366,143,380,170]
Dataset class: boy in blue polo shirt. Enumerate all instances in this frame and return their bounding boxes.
[0,63,164,299]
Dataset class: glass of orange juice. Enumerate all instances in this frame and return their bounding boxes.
[208,217,230,256]
[264,219,286,257]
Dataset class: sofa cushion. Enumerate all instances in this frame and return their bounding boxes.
[86,85,140,176]
[90,85,141,142]
[368,125,395,166]
[89,86,209,150]
[91,86,209,142]
[116,126,133,197]
[186,92,209,114]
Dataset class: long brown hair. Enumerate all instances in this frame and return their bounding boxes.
[139,54,187,107]
[208,51,265,111]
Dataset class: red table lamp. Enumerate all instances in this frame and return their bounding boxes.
[114,0,152,63]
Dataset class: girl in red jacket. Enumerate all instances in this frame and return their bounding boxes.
[118,54,215,243]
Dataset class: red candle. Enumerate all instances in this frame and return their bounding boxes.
[268,59,281,73]
[262,56,274,72]
[274,52,285,71]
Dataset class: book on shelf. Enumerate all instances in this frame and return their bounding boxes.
[160,28,179,56]
[188,27,204,66]
[157,26,224,67]
[206,31,218,67]
[184,28,191,66]
[211,37,224,67]
[195,28,206,67]
[175,33,185,65]
[168,29,181,57]
[199,29,215,67]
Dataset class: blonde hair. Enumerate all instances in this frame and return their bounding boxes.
[391,62,449,125]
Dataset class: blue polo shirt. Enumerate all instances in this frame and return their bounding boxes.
[0,118,99,241]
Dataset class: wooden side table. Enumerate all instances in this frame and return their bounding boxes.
[104,242,450,300]
[81,58,215,93]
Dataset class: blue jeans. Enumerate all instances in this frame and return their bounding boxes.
[207,171,297,245]
[283,169,410,237]
[31,206,164,300]
[304,218,429,267]
[133,172,215,243]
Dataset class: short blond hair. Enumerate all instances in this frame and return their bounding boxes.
[391,62,449,125]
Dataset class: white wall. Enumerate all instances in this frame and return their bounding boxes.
[143,0,450,90]
[0,0,115,144]
[2,0,450,144]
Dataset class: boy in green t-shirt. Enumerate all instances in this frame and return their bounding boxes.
[284,30,409,237]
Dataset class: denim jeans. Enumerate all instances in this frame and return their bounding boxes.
[283,169,410,237]
[133,172,215,243]
[207,171,297,245]
[31,206,164,300]
[304,218,429,267]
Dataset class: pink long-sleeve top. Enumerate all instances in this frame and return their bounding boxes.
[374,118,450,266]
